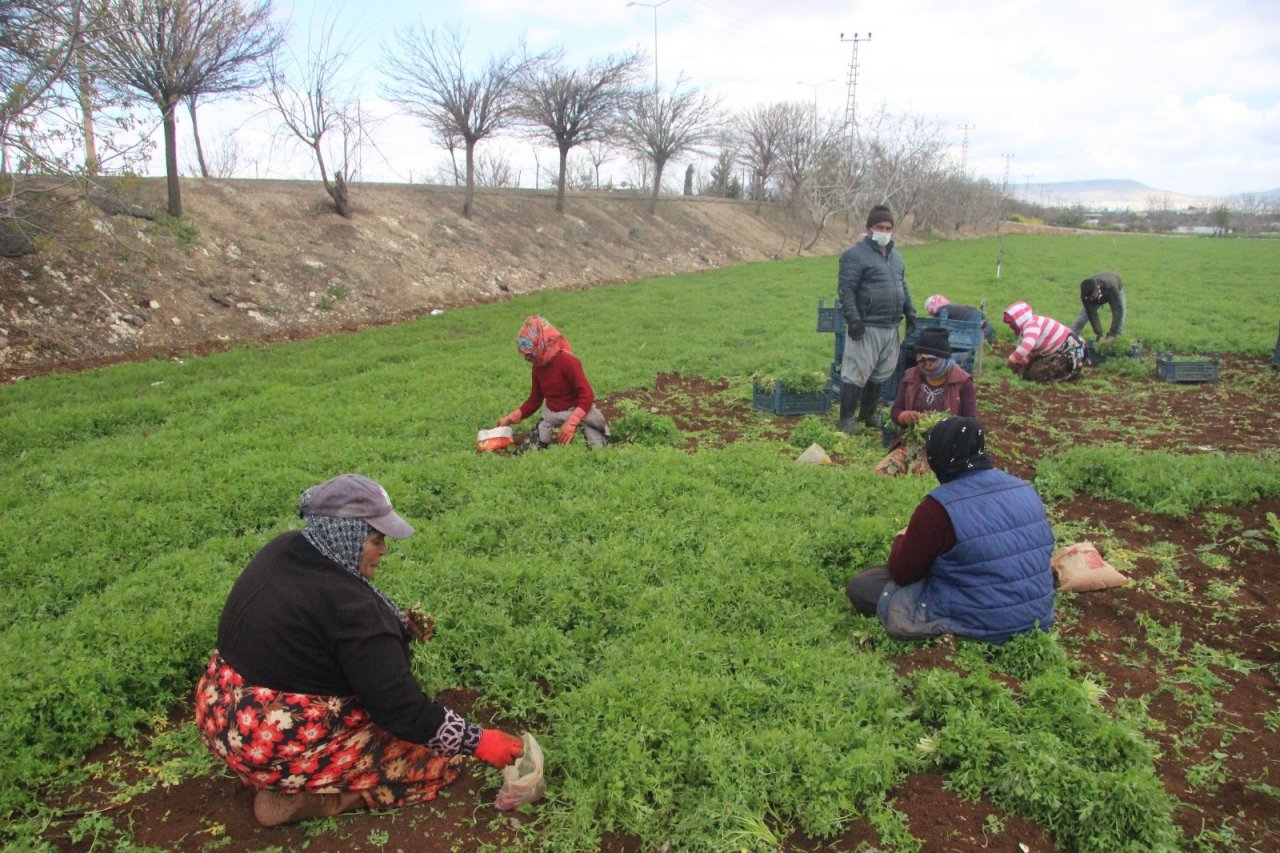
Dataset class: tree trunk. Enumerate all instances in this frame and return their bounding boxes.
[555,145,569,214]
[330,170,350,217]
[462,142,476,219]
[647,160,665,216]
[77,61,98,177]
[162,102,182,217]
[187,97,210,178]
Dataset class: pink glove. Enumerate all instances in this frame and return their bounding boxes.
[496,409,523,428]
[557,408,586,445]
[474,729,523,768]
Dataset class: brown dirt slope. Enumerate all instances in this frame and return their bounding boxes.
[0,180,850,381]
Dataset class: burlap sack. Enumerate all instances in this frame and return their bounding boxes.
[1051,541,1130,592]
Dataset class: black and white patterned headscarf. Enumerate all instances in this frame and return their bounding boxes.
[299,487,405,625]
[925,416,994,483]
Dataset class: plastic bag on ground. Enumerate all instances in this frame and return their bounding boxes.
[477,426,514,452]
[494,731,546,811]
[1051,541,1130,592]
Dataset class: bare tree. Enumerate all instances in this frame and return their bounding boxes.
[267,19,368,217]
[514,50,644,214]
[0,0,150,253]
[474,149,516,187]
[584,139,611,189]
[735,102,789,213]
[383,25,532,219]
[774,100,824,200]
[616,78,720,215]
[94,0,282,216]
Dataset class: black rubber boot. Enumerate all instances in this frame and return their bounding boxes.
[859,381,883,429]
[836,382,862,434]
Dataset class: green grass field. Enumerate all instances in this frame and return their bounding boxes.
[2,233,1277,849]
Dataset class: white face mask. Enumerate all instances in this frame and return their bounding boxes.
[870,230,892,247]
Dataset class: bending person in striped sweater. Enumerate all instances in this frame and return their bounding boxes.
[1002,300,1085,383]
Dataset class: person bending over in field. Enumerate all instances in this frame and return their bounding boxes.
[496,315,610,449]
[922,293,995,345]
[1002,300,1086,382]
[847,417,1056,643]
[195,474,524,827]
[874,327,978,477]
[1070,271,1125,343]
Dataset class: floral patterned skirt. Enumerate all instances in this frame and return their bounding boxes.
[194,652,462,809]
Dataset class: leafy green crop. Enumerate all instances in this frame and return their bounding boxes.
[5,232,1271,848]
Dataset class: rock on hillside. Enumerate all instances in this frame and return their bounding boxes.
[0,180,852,381]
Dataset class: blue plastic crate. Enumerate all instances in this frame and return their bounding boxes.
[1155,351,1220,383]
[753,380,831,416]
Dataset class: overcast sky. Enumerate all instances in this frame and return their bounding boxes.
[176,0,1280,199]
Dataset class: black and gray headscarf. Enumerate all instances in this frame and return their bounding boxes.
[299,486,405,625]
[925,416,994,484]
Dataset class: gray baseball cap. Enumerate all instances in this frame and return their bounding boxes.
[303,474,415,538]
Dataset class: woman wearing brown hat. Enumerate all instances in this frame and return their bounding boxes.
[874,327,978,476]
[195,474,525,826]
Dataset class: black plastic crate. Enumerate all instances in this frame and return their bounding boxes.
[817,299,846,334]
[1272,321,1279,371]
[752,380,831,416]
[1155,351,1220,383]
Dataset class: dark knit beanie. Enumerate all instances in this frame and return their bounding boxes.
[914,326,952,358]
[865,204,894,229]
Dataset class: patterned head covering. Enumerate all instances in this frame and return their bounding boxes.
[516,315,573,367]
[299,486,405,626]
[924,294,950,315]
[925,416,994,484]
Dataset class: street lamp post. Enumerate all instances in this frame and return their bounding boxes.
[796,79,835,129]
[627,0,672,90]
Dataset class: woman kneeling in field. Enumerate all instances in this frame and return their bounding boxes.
[847,418,1056,643]
[875,327,978,476]
[195,474,523,826]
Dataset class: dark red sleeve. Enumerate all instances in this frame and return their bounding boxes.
[959,378,977,418]
[887,496,956,586]
[516,373,545,421]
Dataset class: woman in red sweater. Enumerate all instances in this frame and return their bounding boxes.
[497,315,610,448]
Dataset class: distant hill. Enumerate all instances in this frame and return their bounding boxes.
[1013,179,1204,210]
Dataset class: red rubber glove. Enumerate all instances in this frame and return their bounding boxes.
[474,729,523,768]
[557,408,586,445]
[496,408,523,428]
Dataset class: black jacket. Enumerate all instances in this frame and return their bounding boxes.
[837,235,915,331]
[217,531,447,744]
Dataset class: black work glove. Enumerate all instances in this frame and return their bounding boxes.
[847,320,866,341]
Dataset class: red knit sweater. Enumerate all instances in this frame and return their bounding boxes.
[517,351,595,419]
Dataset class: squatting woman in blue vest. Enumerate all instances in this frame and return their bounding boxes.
[846,417,1056,643]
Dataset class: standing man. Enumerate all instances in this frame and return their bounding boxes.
[1070,272,1125,342]
[836,204,916,434]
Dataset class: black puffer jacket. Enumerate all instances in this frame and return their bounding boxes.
[837,235,915,330]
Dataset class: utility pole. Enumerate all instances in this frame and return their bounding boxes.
[627,0,672,91]
[956,123,975,175]
[839,32,871,135]
[1001,153,1014,190]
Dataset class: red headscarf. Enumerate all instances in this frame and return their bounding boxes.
[516,315,573,367]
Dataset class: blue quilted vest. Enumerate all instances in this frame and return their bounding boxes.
[923,468,1055,642]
